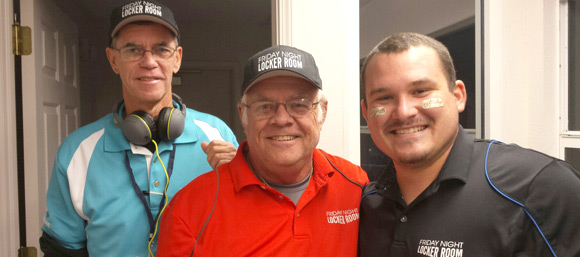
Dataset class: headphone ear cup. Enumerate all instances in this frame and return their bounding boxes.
[122,111,156,145]
[158,107,185,141]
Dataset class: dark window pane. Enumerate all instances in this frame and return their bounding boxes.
[437,25,476,129]
[569,0,580,131]
[565,148,580,171]
[360,133,391,181]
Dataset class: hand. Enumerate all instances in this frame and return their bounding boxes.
[201,140,237,170]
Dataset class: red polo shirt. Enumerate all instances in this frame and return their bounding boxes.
[157,141,369,257]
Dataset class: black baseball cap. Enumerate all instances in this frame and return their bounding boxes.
[242,45,322,94]
[109,0,179,40]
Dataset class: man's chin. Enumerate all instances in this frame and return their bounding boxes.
[391,150,429,166]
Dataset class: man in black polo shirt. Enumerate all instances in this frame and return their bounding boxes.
[359,32,580,256]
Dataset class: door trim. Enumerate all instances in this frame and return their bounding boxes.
[271,0,292,45]
[1,0,22,255]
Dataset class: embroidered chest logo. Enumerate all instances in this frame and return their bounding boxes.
[326,208,359,224]
[417,239,464,257]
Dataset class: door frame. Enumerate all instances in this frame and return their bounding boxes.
[1,0,22,255]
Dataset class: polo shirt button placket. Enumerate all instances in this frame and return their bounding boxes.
[400,216,408,223]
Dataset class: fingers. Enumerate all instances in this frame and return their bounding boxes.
[202,140,237,170]
[201,141,210,153]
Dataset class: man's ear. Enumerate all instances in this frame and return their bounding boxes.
[237,102,247,129]
[173,46,183,74]
[319,100,328,124]
[105,47,119,74]
[361,99,369,122]
[237,102,244,121]
[453,80,467,113]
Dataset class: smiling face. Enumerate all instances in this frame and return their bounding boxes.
[106,22,182,113]
[362,46,466,169]
[238,76,327,175]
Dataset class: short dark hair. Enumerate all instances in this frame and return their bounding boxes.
[361,32,456,106]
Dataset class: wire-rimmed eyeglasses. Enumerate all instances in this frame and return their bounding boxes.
[243,99,320,119]
[111,45,178,61]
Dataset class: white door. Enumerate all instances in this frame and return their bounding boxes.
[21,0,80,250]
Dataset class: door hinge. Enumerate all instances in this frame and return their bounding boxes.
[12,13,32,56]
[18,246,37,257]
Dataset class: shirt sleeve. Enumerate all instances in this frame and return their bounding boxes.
[41,155,88,251]
[40,231,88,257]
[525,159,580,256]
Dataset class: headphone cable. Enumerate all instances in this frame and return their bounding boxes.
[147,140,171,257]
[189,166,219,257]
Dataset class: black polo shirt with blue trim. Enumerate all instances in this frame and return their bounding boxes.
[358,126,580,257]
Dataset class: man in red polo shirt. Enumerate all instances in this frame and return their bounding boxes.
[156,45,369,257]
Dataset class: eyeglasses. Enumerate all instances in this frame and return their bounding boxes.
[244,99,320,119]
[111,45,178,61]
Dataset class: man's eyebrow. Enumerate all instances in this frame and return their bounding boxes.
[118,42,173,48]
[410,78,437,87]
[368,78,437,97]
[247,95,271,102]
[154,41,171,47]
[369,87,390,97]
[120,42,140,48]
[248,91,314,101]
[289,93,314,100]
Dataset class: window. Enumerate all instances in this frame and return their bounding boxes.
[568,0,580,131]
[435,24,476,135]
[560,0,580,171]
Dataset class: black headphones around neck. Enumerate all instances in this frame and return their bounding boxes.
[113,93,187,146]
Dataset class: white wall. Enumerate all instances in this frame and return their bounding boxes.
[288,0,361,164]
[485,0,560,156]
[360,0,475,58]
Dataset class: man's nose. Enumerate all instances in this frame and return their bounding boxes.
[139,50,159,68]
[271,103,294,125]
[392,97,419,119]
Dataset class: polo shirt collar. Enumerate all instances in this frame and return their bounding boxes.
[311,148,338,189]
[377,125,473,200]
[231,141,335,193]
[437,125,473,183]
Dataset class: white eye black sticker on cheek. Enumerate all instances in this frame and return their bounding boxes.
[422,98,444,109]
[370,107,386,117]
